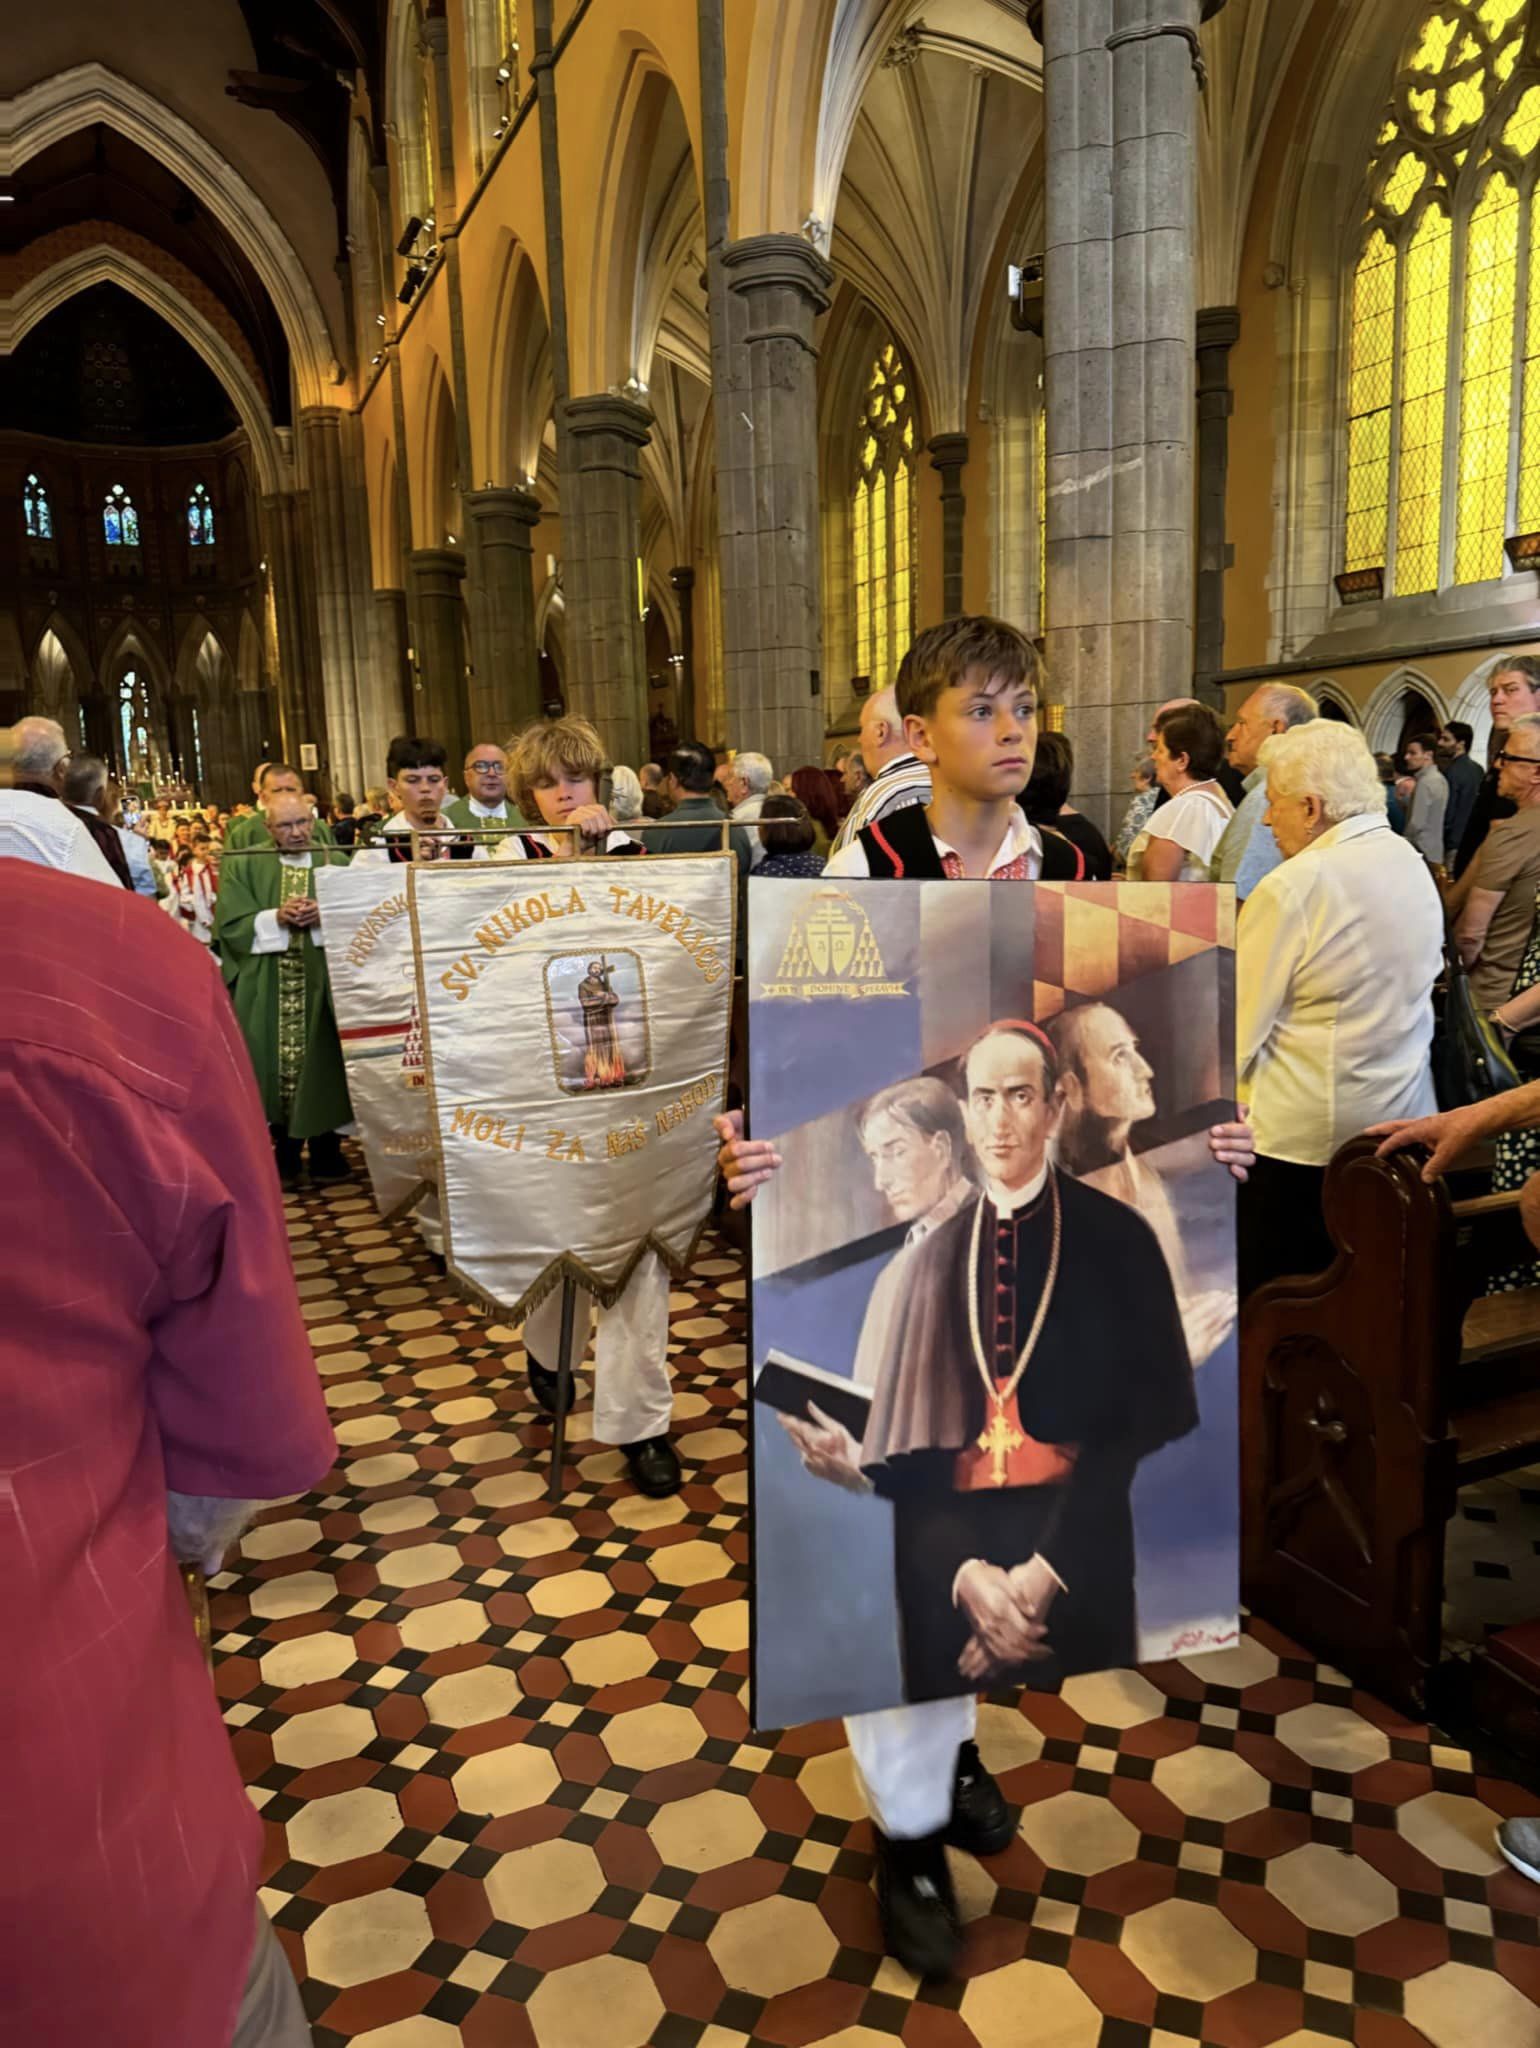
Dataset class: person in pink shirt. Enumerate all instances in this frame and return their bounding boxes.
[0,857,338,2048]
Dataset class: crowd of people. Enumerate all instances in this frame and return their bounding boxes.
[12,625,1540,2036]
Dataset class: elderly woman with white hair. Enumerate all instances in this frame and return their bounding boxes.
[608,764,645,824]
[1236,719,1444,1295]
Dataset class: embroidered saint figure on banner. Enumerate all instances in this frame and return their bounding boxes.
[577,958,626,1088]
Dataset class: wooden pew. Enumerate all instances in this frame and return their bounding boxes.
[1241,1134,1540,1717]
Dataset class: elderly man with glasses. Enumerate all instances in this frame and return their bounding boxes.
[1449,713,1540,1015]
[1,717,131,886]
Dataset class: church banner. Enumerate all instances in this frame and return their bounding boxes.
[313,862,436,1222]
[748,878,1239,1732]
[408,855,735,1316]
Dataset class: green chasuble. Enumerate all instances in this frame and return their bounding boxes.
[215,845,354,1139]
[226,810,339,853]
[443,795,526,841]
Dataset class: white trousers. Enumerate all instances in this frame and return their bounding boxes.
[413,1186,443,1255]
[521,1249,674,1446]
[844,1695,977,1840]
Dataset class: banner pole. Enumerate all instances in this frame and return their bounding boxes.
[548,1275,578,1501]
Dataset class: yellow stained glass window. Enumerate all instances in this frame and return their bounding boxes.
[1383,151,1426,214]
[1456,175,1519,581]
[1410,13,1460,74]
[1519,181,1540,530]
[1396,207,1453,593]
[1480,0,1524,35]
[1504,84,1540,154]
[850,343,917,688]
[1345,232,1397,573]
[854,482,871,676]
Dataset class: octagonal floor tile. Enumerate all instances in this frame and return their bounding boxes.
[453,1740,560,1818]
[1179,1635,1278,1689]
[422,1662,522,1729]
[1152,1743,1270,1822]
[526,1953,664,2048]
[498,1516,580,1560]
[526,1570,613,1619]
[1274,1702,1391,1775]
[260,1629,357,1691]
[707,1895,839,1996]
[1120,1896,1258,2003]
[375,1540,465,1590]
[795,1745,868,1823]
[303,1888,432,1989]
[1060,1667,1166,1729]
[604,1702,705,1772]
[647,1539,734,1587]
[1405,1959,1540,2048]
[1019,1789,1140,1875]
[272,1702,377,1770]
[484,1837,604,1929]
[359,1495,439,1535]
[352,2021,463,2048]
[1398,1791,1505,1876]
[650,1787,764,1872]
[241,1516,323,1561]
[563,1631,657,1688]
[248,1569,337,1621]
[472,1471,546,1509]
[399,1597,490,1653]
[959,1957,1103,2044]
[609,1490,689,1531]
[1266,1842,1398,1936]
[287,1785,403,1867]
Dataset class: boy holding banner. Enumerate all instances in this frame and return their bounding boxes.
[497,715,680,1499]
[716,616,1254,1978]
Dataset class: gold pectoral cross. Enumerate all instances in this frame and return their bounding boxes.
[977,1395,1026,1488]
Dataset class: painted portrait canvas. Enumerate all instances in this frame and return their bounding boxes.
[748,878,1239,1733]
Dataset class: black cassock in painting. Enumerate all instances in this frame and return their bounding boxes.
[859,1169,1197,1701]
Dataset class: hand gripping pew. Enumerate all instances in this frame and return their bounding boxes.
[1241,1134,1540,1720]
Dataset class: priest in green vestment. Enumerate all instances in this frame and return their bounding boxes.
[225,762,338,853]
[444,740,525,852]
[215,791,354,1188]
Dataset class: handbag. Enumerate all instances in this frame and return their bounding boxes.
[1435,941,1521,1108]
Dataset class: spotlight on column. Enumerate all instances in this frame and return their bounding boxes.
[375,312,386,327]
[496,61,512,81]
[1008,255,1045,336]
[398,263,427,306]
[396,215,423,257]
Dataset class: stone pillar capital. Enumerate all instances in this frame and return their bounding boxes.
[1196,305,1241,355]
[927,432,970,479]
[465,485,543,533]
[721,234,834,316]
[407,546,468,593]
[564,392,653,447]
[419,13,449,56]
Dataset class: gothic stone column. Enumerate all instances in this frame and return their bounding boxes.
[1041,0,1204,833]
[299,407,380,799]
[1195,305,1240,702]
[712,234,833,769]
[928,433,969,619]
[669,565,697,746]
[406,547,471,765]
[373,589,412,748]
[260,489,333,803]
[563,394,650,769]
[465,487,542,738]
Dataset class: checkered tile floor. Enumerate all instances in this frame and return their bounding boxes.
[214,1170,1540,2047]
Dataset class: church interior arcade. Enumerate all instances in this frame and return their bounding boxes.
[14,4,1540,2045]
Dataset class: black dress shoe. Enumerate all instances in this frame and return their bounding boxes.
[525,1354,568,1415]
[943,1739,1016,1857]
[307,1133,350,1185]
[873,1829,962,1980]
[621,1436,682,1497]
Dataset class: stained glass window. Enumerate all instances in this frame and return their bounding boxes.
[187,483,215,547]
[852,343,918,688]
[1343,0,1540,593]
[1396,206,1451,593]
[23,473,52,541]
[1456,175,1519,582]
[104,484,139,549]
[1345,233,1396,573]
